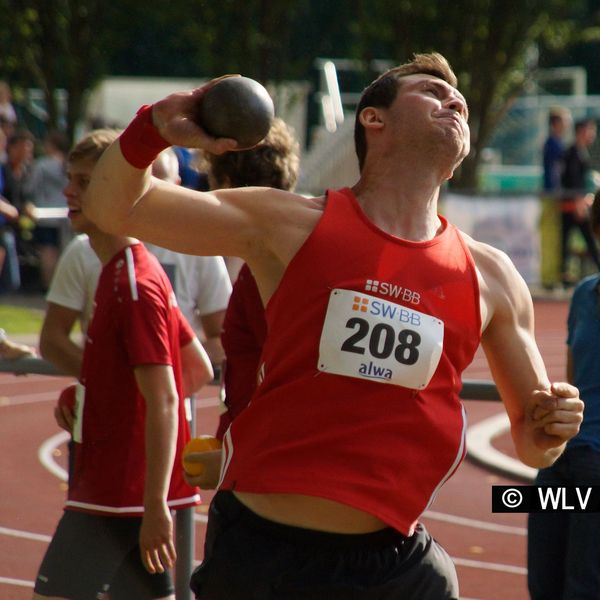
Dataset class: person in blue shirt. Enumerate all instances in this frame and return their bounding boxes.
[528,188,600,599]
[539,108,570,290]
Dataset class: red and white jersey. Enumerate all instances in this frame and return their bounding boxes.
[219,188,481,535]
[67,243,199,515]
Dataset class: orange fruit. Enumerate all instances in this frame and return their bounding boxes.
[182,436,222,476]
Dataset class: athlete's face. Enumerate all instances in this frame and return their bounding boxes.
[386,74,470,170]
[64,159,98,234]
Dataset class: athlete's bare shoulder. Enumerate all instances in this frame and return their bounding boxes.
[459,230,518,284]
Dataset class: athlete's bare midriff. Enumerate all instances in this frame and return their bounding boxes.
[234,491,388,533]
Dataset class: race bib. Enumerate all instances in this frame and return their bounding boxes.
[72,383,85,443]
[318,289,444,389]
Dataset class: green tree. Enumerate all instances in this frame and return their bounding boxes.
[351,0,597,189]
[0,0,110,143]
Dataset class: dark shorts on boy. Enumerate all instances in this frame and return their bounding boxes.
[34,510,173,600]
[191,491,458,599]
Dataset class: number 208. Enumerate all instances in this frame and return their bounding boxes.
[340,317,421,365]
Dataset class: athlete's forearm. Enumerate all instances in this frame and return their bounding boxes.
[144,391,179,508]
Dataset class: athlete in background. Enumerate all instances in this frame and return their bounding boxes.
[33,130,213,600]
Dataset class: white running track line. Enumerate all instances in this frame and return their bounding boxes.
[0,576,34,588]
[454,557,527,576]
[424,510,526,536]
[0,390,59,407]
[38,430,69,481]
[0,525,51,542]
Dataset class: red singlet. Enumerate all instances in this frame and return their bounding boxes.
[219,188,481,534]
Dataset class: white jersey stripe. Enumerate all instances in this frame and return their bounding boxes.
[218,428,234,489]
[422,403,467,514]
[125,245,139,301]
[64,493,200,514]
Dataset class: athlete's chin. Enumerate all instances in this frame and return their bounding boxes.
[69,214,92,234]
[436,137,469,170]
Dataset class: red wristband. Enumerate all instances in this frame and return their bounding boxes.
[119,104,170,169]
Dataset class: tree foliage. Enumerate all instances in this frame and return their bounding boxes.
[1,0,110,142]
[349,0,598,188]
[0,0,598,187]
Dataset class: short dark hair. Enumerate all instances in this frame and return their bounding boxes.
[7,129,34,148]
[202,117,299,191]
[548,111,567,127]
[354,52,458,171]
[46,129,70,155]
[574,118,596,134]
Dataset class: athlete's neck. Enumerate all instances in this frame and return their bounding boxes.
[88,232,139,265]
[352,176,443,242]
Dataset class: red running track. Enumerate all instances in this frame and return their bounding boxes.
[0,300,568,600]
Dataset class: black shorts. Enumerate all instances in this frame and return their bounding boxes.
[34,510,173,600]
[191,491,458,599]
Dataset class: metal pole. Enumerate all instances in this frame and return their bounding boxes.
[0,356,63,375]
[459,379,501,401]
[175,394,195,600]
[175,505,194,600]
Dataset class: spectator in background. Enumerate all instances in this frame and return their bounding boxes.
[2,130,34,214]
[0,130,31,292]
[560,118,600,287]
[173,146,208,190]
[0,123,7,164]
[209,118,299,439]
[0,194,20,292]
[0,81,18,127]
[24,129,70,290]
[540,108,570,290]
[528,189,600,599]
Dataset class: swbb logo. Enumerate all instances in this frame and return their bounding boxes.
[365,279,421,305]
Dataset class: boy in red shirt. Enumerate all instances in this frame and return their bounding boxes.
[33,130,213,600]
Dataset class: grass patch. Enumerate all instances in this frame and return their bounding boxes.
[0,304,45,335]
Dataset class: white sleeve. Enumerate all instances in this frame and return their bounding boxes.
[191,256,232,316]
[46,236,99,316]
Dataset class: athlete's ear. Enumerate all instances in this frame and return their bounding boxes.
[359,107,384,131]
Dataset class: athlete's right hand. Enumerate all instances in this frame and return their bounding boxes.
[54,385,76,433]
[183,449,223,489]
[152,77,239,154]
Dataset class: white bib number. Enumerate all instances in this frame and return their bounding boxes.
[318,289,444,389]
